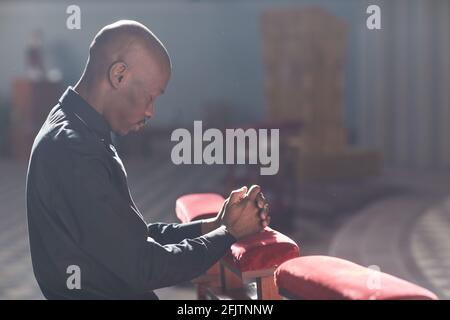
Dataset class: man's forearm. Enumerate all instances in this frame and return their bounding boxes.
[201,217,221,235]
[147,221,203,244]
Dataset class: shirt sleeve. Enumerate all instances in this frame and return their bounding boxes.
[147,221,204,245]
[53,142,235,294]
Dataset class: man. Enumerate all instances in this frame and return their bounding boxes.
[26,20,269,300]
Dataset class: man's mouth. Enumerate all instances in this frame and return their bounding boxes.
[132,118,149,132]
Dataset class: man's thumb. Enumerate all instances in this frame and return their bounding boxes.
[229,186,248,204]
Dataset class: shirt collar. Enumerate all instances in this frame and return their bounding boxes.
[59,86,112,144]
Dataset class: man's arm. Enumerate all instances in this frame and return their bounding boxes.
[55,145,236,293]
[147,186,269,244]
[147,213,222,245]
[200,217,221,234]
[147,221,203,244]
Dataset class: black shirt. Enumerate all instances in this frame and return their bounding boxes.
[26,87,235,300]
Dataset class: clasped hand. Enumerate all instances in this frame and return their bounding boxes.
[216,185,270,240]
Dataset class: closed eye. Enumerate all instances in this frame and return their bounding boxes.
[146,95,153,106]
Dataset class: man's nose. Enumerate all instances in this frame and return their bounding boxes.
[145,104,155,118]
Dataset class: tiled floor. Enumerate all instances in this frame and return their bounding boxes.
[329,168,450,299]
[412,197,450,299]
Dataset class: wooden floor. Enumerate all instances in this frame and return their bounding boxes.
[0,155,449,299]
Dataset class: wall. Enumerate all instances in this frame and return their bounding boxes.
[0,0,449,168]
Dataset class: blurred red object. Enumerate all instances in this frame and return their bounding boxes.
[176,193,225,223]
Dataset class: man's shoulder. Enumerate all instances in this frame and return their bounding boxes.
[32,105,104,161]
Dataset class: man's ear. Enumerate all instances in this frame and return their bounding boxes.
[108,61,128,89]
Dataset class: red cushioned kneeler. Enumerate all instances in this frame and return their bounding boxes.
[275,256,438,300]
[222,227,300,272]
[220,227,300,300]
[176,193,225,223]
[175,193,225,299]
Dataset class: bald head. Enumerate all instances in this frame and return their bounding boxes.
[87,20,170,77]
[75,20,171,136]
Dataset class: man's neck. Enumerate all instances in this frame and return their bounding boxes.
[73,78,105,115]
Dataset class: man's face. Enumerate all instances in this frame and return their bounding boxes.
[105,55,170,136]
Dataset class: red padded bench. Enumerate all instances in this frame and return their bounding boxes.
[177,194,438,300]
[176,193,226,299]
[176,193,225,223]
[176,193,299,300]
[220,227,299,299]
[275,256,438,300]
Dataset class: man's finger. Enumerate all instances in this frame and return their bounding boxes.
[221,198,229,210]
[256,191,267,205]
[246,185,261,201]
[229,186,248,204]
[259,203,269,217]
[260,210,269,221]
[261,215,271,227]
[256,192,266,209]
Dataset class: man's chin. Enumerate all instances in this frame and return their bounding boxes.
[113,123,145,136]
[112,128,129,137]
